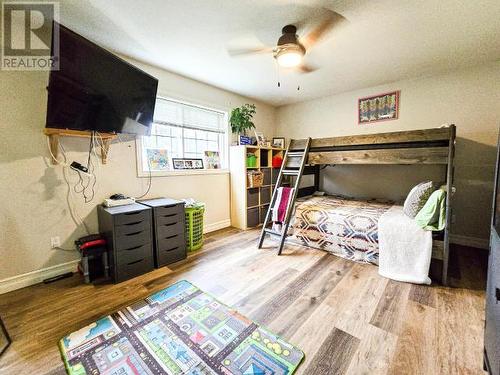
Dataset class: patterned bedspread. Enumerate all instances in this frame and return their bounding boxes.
[289,195,394,264]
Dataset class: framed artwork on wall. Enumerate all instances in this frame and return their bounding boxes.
[358,90,400,124]
[172,158,204,170]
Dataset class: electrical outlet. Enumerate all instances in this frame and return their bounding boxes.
[50,236,61,249]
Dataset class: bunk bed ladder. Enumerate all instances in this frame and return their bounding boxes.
[258,138,312,255]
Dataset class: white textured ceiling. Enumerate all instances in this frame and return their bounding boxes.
[59,0,500,106]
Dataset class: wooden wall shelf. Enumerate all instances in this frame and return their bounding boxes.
[44,128,117,164]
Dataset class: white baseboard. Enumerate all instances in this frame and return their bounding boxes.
[450,234,489,250]
[0,228,486,295]
[0,221,231,295]
[204,219,231,234]
[0,259,79,295]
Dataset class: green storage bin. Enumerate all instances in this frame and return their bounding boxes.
[185,204,205,251]
[246,154,257,168]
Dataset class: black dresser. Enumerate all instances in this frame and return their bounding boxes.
[140,198,186,268]
[97,203,154,283]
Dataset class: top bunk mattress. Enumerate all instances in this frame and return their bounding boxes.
[289,195,396,264]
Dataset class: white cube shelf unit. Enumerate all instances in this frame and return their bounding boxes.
[230,145,289,230]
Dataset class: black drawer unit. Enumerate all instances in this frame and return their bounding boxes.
[485,132,500,375]
[139,198,186,268]
[98,203,154,283]
[485,230,500,374]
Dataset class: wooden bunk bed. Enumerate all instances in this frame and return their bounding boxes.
[258,125,456,285]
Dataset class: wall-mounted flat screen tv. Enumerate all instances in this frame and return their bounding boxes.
[46,23,158,135]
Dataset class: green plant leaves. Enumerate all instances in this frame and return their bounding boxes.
[230,103,256,134]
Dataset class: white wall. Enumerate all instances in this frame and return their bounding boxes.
[0,56,276,284]
[277,62,500,242]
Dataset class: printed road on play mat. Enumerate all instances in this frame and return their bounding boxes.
[59,280,304,374]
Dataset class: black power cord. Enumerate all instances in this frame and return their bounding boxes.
[73,131,97,203]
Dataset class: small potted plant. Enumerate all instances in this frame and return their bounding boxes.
[230,104,256,145]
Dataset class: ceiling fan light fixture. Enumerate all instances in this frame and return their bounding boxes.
[275,44,305,68]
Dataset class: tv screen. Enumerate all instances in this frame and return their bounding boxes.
[46,23,158,135]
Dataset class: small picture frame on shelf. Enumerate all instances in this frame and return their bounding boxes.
[172,158,204,170]
[204,151,221,169]
[254,131,265,146]
[272,137,285,148]
[146,149,169,171]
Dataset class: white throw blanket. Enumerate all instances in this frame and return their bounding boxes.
[271,187,283,222]
[378,206,433,285]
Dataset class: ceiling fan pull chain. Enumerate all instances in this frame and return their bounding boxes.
[276,60,281,88]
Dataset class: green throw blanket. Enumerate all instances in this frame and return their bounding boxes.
[415,188,447,230]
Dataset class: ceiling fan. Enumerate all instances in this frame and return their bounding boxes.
[227,9,346,73]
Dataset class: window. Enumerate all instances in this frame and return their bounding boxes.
[137,97,228,175]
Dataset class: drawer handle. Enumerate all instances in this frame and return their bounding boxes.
[127,259,143,266]
[124,211,142,216]
[163,222,176,227]
[124,245,142,251]
[164,234,178,240]
[161,213,177,218]
[124,221,142,226]
[165,246,179,252]
[126,231,143,236]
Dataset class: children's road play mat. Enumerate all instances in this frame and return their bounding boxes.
[59,280,304,374]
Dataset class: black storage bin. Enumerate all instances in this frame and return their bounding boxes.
[260,186,271,205]
[260,205,269,224]
[262,168,271,185]
[247,207,259,227]
[247,188,259,207]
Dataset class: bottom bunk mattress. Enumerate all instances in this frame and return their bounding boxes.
[289,195,395,264]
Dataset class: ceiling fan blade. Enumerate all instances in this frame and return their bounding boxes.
[296,63,318,74]
[227,47,274,57]
[300,9,346,49]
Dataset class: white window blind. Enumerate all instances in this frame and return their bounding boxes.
[139,98,228,173]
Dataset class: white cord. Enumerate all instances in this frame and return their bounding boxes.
[93,131,106,160]
[135,148,152,199]
[46,137,69,166]
[90,131,101,201]
[54,246,76,252]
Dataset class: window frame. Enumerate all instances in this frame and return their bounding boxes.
[136,96,230,177]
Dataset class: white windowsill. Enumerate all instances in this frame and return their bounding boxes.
[137,169,229,178]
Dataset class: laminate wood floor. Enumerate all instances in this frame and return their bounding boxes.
[0,228,488,374]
